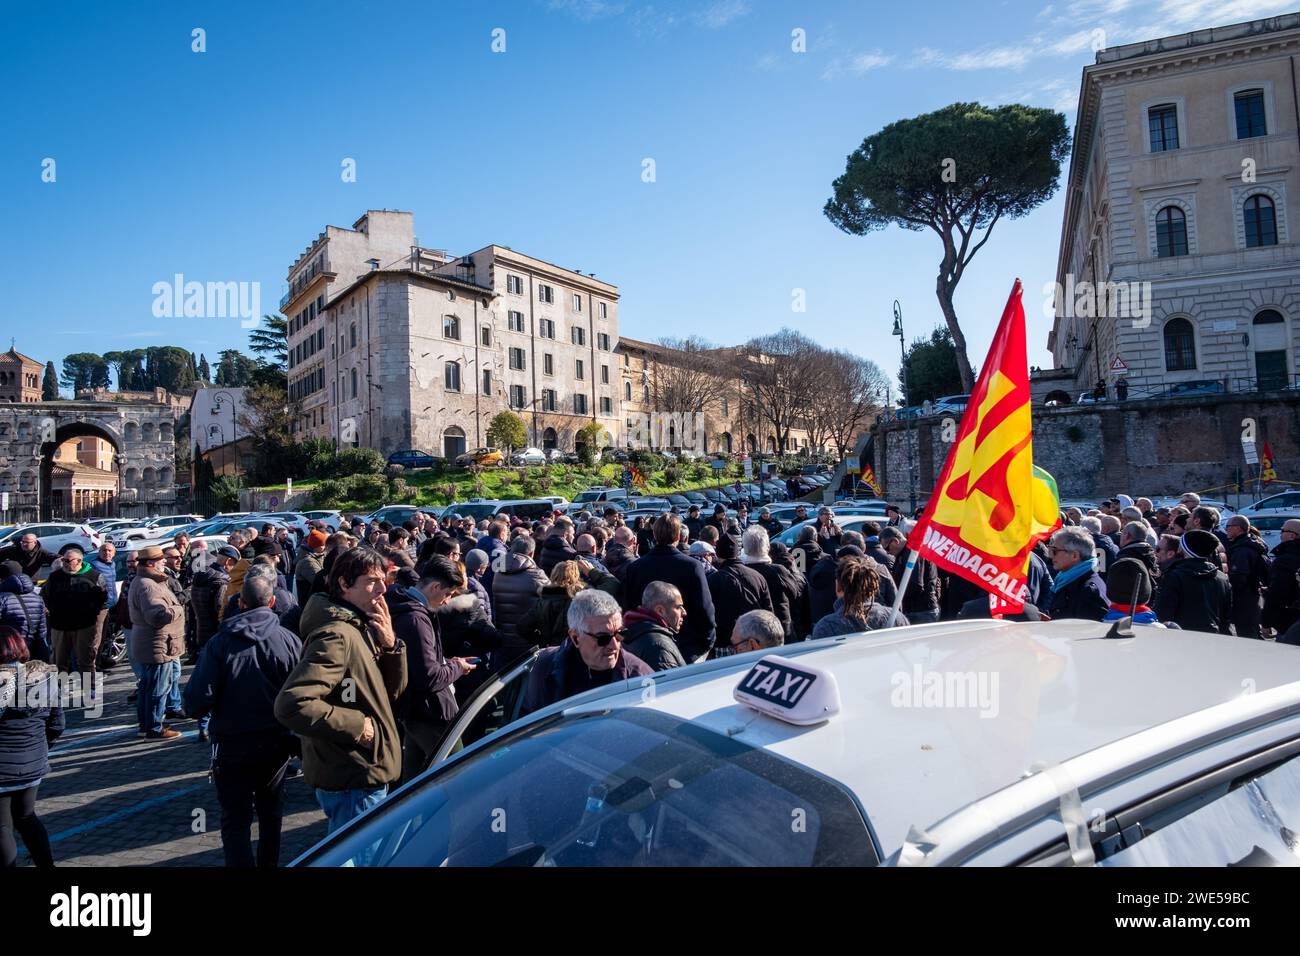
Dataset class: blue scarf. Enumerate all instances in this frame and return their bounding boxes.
[1050,556,1097,593]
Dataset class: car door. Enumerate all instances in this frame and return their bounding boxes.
[428,650,542,769]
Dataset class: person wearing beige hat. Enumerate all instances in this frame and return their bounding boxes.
[128,546,186,740]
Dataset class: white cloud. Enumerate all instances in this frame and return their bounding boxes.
[821,50,894,80]
[548,0,627,20]
[694,0,750,29]
[947,46,1034,70]
[1158,0,1292,26]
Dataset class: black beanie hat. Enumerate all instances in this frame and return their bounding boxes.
[1106,558,1153,607]
[1181,529,1219,560]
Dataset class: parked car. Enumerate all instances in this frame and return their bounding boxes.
[1245,510,1300,551]
[1240,492,1300,516]
[387,449,440,469]
[110,513,205,545]
[302,510,344,531]
[600,447,630,465]
[246,512,311,538]
[454,447,504,468]
[933,394,971,416]
[510,447,548,466]
[0,522,102,556]
[1161,380,1226,399]
[362,505,425,527]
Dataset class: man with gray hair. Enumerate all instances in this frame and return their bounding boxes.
[1079,515,1119,578]
[1045,526,1108,621]
[728,609,785,655]
[520,588,652,715]
[183,559,303,865]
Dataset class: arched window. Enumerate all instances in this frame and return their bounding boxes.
[1245,195,1277,247]
[624,381,631,401]
[1253,310,1288,390]
[1156,206,1188,258]
[543,427,558,450]
[1163,317,1196,371]
[350,323,357,349]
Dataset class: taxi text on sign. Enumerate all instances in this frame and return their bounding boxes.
[905,280,1061,612]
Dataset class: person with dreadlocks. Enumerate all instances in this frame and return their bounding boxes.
[810,556,909,638]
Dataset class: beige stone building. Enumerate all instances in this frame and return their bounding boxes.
[283,211,622,457]
[0,347,43,403]
[618,337,812,455]
[1050,14,1300,399]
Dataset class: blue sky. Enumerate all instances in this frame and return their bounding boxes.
[4,0,1292,392]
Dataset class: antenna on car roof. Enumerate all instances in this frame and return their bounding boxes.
[1103,562,1143,639]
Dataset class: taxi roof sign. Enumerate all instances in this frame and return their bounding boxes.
[734,655,840,726]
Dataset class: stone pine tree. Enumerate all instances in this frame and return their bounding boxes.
[42,361,58,400]
[824,102,1069,392]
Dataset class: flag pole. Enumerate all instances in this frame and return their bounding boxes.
[889,552,917,627]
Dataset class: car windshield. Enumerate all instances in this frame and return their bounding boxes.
[300,709,873,867]
[453,503,500,521]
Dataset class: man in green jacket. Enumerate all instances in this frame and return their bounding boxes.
[274,547,407,839]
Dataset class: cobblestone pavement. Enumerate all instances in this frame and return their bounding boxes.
[18,661,328,867]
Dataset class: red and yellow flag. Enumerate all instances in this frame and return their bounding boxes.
[906,280,1060,611]
[1262,442,1277,484]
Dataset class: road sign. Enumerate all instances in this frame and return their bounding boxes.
[710,459,726,471]
[1110,355,1128,372]
[0,492,7,512]
[1243,440,1259,465]
[845,456,860,474]
[269,496,280,507]
[286,478,293,501]
[743,459,753,480]
[622,469,633,489]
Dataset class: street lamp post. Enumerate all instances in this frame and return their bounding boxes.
[892,299,917,514]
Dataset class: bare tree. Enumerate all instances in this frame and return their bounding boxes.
[736,330,818,455]
[810,351,888,456]
[648,337,729,415]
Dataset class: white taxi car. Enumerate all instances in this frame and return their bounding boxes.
[295,619,1300,867]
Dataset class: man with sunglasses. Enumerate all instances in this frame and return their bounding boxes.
[1264,519,1300,637]
[520,589,651,717]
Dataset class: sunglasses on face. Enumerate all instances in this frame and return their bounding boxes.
[581,628,626,647]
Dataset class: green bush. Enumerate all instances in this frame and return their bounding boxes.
[312,478,346,508]
[664,465,684,488]
[629,449,665,473]
[344,473,387,502]
[211,475,242,511]
[335,447,386,477]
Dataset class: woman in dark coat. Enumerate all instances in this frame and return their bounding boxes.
[0,626,63,868]
[518,562,586,649]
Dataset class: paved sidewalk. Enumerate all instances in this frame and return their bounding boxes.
[18,661,328,867]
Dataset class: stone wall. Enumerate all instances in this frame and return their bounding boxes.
[874,392,1300,504]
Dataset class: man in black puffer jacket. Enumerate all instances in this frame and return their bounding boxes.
[1116,523,1158,578]
[1153,530,1233,634]
[1225,515,1269,639]
[182,569,302,867]
[1263,520,1300,636]
[537,517,578,576]
[708,534,772,648]
[622,581,688,671]
[191,547,239,657]
[622,515,715,662]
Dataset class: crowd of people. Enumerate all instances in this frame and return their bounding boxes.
[0,486,1298,868]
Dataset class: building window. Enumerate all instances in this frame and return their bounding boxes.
[571,326,586,346]
[598,332,611,351]
[1163,317,1196,372]
[508,310,525,332]
[445,362,461,391]
[443,315,460,340]
[509,347,526,371]
[574,393,588,415]
[510,385,527,408]
[543,353,554,375]
[350,323,356,348]
[482,369,492,395]
[599,302,607,320]
[722,397,729,416]
[1253,310,1289,390]
[643,385,649,402]
[1148,104,1179,152]
[601,365,609,384]
[624,381,632,401]
[576,359,585,380]
[1235,89,1267,139]
[1155,206,1188,258]
[600,396,612,415]
[351,368,358,398]
[573,293,582,312]
[481,326,491,346]
[538,284,554,304]
[542,388,557,411]
[507,274,523,295]
[539,318,555,339]
[1244,195,1278,247]
[448,289,456,301]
